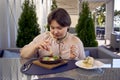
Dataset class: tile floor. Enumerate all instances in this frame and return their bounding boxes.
[97,39,110,46]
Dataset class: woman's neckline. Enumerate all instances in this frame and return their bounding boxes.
[49,32,68,43]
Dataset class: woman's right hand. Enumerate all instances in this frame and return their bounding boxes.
[20,40,51,59]
[35,40,51,51]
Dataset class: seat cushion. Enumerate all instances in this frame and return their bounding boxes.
[85,50,90,57]
[3,50,20,58]
[0,50,4,57]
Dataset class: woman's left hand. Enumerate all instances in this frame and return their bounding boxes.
[70,45,77,59]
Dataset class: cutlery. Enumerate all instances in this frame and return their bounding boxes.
[22,62,32,72]
[97,68,104,74]
[22,58,37,72]
[49,47,53,56]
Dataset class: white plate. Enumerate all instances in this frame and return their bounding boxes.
[75,60,104,69]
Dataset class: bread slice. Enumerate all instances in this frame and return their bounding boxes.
[81,56,94,68]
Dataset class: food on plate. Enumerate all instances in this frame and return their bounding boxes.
[40,55,61,64]
[42,56,60,61]
[81,56,94,68]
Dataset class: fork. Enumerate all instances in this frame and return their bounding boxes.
[49,47,53,56]
[22,58,37,72]
[22,63,32,72]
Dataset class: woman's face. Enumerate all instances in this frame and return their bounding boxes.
[50,20,68,39]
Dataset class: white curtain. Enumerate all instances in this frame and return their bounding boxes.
[0,0,51,48]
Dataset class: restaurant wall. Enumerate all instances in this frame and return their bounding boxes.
[70,15,79,27]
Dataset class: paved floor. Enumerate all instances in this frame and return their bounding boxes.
[97,39,110,46]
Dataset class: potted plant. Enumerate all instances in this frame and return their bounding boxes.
[76,1,98,47]
[16,0,40,47]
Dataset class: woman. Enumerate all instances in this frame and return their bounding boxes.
[20,8,86,60]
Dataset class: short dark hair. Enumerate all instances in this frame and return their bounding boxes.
[48,8,71,27]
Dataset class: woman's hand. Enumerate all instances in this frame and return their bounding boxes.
[35,40,51,51]
[70,45,77,59]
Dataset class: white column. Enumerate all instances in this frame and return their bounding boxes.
[78,0,82,14]
[105,0,114,40]
[46,0,52,16]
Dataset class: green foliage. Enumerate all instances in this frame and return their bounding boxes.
[95,4,105,26]
[114,10,120,16]
[51,0,58,11]
[16,0,40,47]
[76,1,98,47]
[97,13,105,26]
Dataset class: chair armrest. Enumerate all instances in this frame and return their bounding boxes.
[0,49,4,57]
[97,47,120,59]
[84,47,98,58]
[3,48,21,53]
[2,48,21,58]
